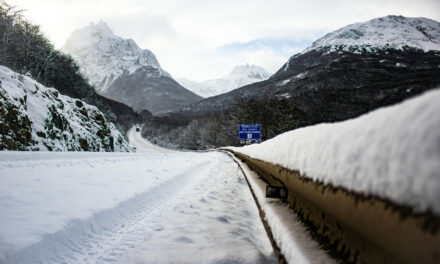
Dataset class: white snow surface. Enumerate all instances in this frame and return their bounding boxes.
[0,65,128,151]
[304,15,440,54]
[62,21,171,93]
[227,89,440,214]
[178,64,271,98]
[0,129,276,264]
[230,154,336,264]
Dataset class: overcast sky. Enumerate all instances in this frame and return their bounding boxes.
[6,0,440,81]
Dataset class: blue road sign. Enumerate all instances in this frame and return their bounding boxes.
[239,124,261,140]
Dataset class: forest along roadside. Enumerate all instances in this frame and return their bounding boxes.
[0,128,276,264]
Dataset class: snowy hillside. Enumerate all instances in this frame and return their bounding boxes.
[178,64,271,98]
[63,21,170,93]
[228,88,440,214]
[304,15,440,55]
[0,65,129,151]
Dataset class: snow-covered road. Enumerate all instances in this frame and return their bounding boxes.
[0,130,276,264]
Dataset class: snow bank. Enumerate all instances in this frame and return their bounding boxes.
[0,65,128,151]
[228,89,440,214]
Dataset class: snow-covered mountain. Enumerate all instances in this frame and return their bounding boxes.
[63,21,201,114]
[304,15,440,55]
[0,65,129,151]
[178,64,271,98]
[179,15,440,134]
[279,15,440,74]
[63,21,170,93]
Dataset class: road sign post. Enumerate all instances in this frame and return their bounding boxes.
[239,124,261,144]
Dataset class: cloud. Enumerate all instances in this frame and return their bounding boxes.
[219,38,312,57]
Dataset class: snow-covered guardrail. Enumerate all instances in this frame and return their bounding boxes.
[224,89,440,264]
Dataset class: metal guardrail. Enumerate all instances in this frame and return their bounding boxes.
[226,150,440,264]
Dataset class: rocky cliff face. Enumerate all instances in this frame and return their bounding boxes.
[63,21,201,114]
[0,65,129,151]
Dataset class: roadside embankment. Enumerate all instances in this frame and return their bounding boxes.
[227,150,439,264]
[224,89,440,264]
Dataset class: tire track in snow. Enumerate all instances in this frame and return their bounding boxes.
[4,161,213,264]
[117,153,276,264]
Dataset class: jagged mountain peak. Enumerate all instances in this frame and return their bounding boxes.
[94,20,112,31]
[63,21,170,94]
[89,20,114,36]
[304,15,440,54]
[64,21,116,52]
[63,21,201,114]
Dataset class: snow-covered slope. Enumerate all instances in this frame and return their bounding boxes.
[63,21,170,93]
[303,15,440,55]
[0,65,129,151]
[228,88,440,214]
[178,64,271,98]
